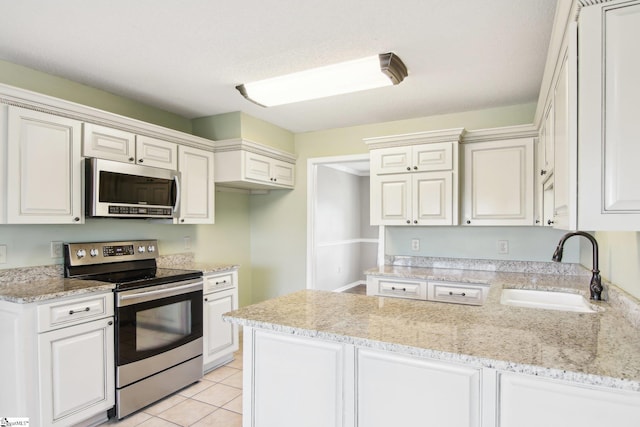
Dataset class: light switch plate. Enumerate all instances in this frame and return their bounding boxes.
[411,239,420,251]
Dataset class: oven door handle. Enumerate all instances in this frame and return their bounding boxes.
[117,279,202,307]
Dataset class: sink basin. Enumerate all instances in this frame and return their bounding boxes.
[500,289,597,313]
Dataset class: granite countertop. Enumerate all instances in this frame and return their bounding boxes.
[225,263,640,393]
[0,253,238,304]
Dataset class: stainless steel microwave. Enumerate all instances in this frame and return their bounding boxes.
[86,158,180,219]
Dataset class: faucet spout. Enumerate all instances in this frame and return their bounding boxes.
[551,231,603,301]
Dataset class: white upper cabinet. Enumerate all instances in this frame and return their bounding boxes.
[176,145,214,224]
[551,24,578,231]
[463,136,535,226]
[366,129,463,226]
[5,106,83,224]
[82,123,135,163]
[83,123,177,170]
[214,138,296,191]
[370,142,453,175]
[579,0,640,230]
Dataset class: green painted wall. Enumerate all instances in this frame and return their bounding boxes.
[0,60,192,133]
[192,111,294,152]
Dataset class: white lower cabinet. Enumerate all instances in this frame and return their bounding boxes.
[357,349,480,427]
[498,372,640,427]
[38,317,115,426]
[0,291,114,427]
[243,329,640,427]
[203,269,239,371]
[248,330,349,427]
[366,275,428,300]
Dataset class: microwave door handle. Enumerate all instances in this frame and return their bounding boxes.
[173,174,181,215]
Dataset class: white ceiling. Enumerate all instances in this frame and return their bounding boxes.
[0,0,557,133]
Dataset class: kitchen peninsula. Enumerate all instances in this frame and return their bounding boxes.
[224,259,640,427]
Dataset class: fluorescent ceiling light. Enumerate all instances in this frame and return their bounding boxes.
[236,52,408,107]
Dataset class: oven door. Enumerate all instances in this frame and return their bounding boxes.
[115,278,203,387]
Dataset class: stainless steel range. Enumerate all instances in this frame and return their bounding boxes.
[64,240,204,419]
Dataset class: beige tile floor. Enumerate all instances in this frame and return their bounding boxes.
[102,345,243,427]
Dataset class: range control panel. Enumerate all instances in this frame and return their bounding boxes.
[64,240,158,267]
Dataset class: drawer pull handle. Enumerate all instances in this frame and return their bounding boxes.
[215,280,227,285]
[69,307,90,315]
[448,291,466,297]
[391,287,407,292]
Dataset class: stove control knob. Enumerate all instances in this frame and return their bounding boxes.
[138,246,146,253]
[90,248,99,257]
[147,245,155,253]
[76,249,86,259]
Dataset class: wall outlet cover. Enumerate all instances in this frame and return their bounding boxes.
[411,239,420,251]
[0,245,6,264]
[497,240,509,254]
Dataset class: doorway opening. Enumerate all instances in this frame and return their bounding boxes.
[306,155,379,293]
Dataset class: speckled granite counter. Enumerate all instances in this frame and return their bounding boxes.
[225,264,640,392]
[0,253,237,304]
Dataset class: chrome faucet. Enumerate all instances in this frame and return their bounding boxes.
[552,231,603,300]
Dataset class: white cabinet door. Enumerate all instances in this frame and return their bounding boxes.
[242,151,294,187]
[82,123,136,163]
[370,145,412,174]
[371,172,455,226]
[271,157,295,187]
[177,145,214,224]
[249,330,347,427]
[414,171,454,225]
[463,138,534,226]
[136,135,177,170]
[38,317,115,426]
[552,23,578,231]
[499,372,640,427]
[370,174,411,225]
[6,106,83,224]
[579,0,640,230]
[203,287,238,370]
[371,143,452,175]
[358,348,481,427]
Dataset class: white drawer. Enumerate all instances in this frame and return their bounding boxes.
[368,277,427,300]
[428,281,489,306]
[204,271,237,294]
[38,292,114,332]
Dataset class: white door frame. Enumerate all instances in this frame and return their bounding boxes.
[306,154,373,290]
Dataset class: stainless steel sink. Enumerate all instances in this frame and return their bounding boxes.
[500,288,597,313]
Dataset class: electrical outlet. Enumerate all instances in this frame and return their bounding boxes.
[497,240,509,254]
[0,245,6,264]
[184,236,191,250]
[50,241,63,258]
[411,239,420,251]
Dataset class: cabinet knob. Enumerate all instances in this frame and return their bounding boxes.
[108,321,113,326]
[540,169,547,176]
[536,219,541,224]
[180,218,185,223]
[406,220,411,224]
[466,220,471,224]
[547,219,555,225]
[73,217,80,222]
[138,159,143,163]
[413,166,418,170]
[406,167,411,171]
[413,220,418,224]
[129,157,135,162]
[204,298,208,302]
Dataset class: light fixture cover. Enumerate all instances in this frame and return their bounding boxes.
[236,52,407,107]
